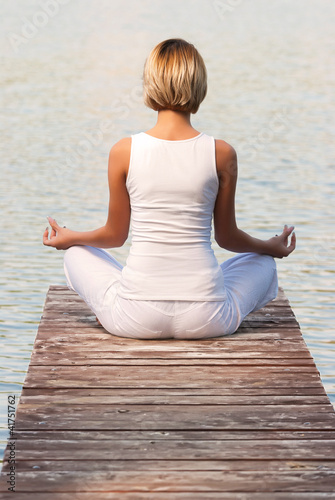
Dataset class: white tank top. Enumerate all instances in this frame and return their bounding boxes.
[118,132,226,301]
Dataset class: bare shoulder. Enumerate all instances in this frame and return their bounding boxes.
[109,137,131,158]
[108,137,131,174]
[215,139,237,167]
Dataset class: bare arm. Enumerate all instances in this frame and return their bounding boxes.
[213,139,296,258]
[43,138,131,250]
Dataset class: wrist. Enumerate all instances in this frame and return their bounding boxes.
[261,238,272,255]
[65,229,81,248]
[263,236,283,258]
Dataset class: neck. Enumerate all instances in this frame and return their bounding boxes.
[157,109,192,127]
[146,109,200,140]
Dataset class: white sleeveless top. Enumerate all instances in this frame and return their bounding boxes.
[118,132,226,301]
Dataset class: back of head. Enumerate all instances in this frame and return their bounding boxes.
[143,38,207,114]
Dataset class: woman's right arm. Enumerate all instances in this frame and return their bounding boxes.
[213,139,296,258]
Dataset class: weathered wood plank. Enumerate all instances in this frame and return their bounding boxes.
[9,429,335,441]
[3,458,335,472]
[30,338,314,362]
[4,437,335,461]
[29,355,316,366]
[0,493,334,500]
[1,493,335,500]
[1,469,335,492]
[21,386,329,398]
[19,389,330,405]
[15,404,335,431]
[22,365,324,389]
[32,336,310,350]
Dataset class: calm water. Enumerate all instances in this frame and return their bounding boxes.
[0,0,334,461]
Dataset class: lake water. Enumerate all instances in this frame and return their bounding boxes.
[0,0,334,461]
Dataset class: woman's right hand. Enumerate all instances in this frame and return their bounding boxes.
[266,225,296,258]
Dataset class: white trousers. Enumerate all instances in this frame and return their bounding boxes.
[63,246,278,339]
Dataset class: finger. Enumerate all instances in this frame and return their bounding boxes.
[43,228,51,246]
[50,227,57,238]
[284,225,294,235]
[281,225,294,244]
[290,231,296,250]
[286,232,296,255]
[47,216,60,231]
[279,227,289,243]
[280,225,290,235]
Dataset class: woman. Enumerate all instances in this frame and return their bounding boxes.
[43,38,296,339]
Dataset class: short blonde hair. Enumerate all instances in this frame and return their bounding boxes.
[143,38,207,114]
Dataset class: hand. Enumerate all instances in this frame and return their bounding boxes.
[266,225,296,258]
[43,217,73,250]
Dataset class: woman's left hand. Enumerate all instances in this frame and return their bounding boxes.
[43,217,74,250]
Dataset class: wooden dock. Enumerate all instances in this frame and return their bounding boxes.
[1,285,335,499]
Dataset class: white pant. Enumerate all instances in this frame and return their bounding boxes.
[63,246,278,339]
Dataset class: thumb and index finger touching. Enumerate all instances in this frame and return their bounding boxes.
[43,216,62,247]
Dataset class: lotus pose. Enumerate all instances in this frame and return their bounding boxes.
[43,38,296,339]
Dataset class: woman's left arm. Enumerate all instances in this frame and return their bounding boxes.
[43,138,131,250]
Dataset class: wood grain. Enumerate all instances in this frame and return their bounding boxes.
[1,285,335,497]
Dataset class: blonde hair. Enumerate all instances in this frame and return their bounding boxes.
[143,38,207,114]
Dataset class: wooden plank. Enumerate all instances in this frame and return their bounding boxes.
[31,341,313,354]
[21,386,329,398]
[19,389,330,405]
[15,404,335,431]
[1,470,335,492]
[0,493,334,500]
[22,365,324,389]
[30,338,314,361]
[3,437,335,460]
[29,355,316,366]
[10,429,335,440]
[3,458,335,472]
[32,336,310,350]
